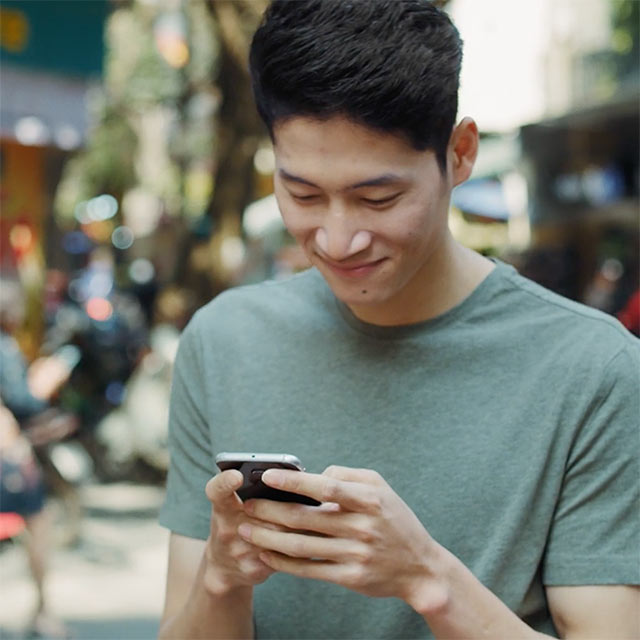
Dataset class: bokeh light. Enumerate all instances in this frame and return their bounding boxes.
[105,381,126,405]
[9,223,34,254]
[62,231,93,255]
[128,258,155,284]
[111,226,135,250]
[85,297,114,322]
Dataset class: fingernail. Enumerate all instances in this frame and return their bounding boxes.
[227,470,243,489]
[238,524,252,539]
[262,469,283,487]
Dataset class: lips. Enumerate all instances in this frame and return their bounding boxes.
[320,256,387,279]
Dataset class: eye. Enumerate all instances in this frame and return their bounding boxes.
[291,193,320,202]
[361,193,401,207]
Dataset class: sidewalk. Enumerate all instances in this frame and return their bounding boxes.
[0,483,169,640]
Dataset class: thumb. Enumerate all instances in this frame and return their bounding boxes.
[205,469,244,509]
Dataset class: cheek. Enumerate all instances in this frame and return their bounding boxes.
[279,207,316,244]
[385,208,434,245]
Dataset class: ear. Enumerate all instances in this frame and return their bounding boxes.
[448,117,479,188]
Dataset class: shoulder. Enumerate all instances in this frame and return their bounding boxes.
[493,261,639,358]
[174,269,337,366]
[188,268,331,336]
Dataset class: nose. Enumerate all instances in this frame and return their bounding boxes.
[315,211,372,261]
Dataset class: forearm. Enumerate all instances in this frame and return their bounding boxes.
[412,545,551,640]
[159,555,254,640]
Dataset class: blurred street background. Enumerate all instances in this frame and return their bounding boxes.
[1,483,166,639]
[0,0,638,638]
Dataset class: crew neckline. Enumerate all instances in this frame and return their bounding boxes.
[332,258,513,339]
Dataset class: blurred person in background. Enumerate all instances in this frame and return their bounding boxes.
[0,278,72,418]
[0,276,73,638]
[95,285,193,479]
[158,1,639,639]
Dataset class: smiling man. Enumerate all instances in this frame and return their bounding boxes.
[158,2,639,639]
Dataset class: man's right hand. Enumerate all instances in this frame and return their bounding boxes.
[203,469,275,596]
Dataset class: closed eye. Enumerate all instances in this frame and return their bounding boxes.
[362,193,401,206]
[291,193,320,202]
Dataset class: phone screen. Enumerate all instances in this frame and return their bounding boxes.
[215,453,320,506]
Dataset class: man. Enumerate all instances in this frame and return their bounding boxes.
[158,1,639,638]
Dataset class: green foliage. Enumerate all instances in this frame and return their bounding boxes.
[55,0,219,227]
[83,107,138,193]
[55,106,137,222]
[610,0,639,80]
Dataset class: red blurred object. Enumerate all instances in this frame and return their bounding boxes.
[617,289,640,336]
[0,512,26,540]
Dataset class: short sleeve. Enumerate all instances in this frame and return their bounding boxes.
[543,344,640,585]
[158,312,213,540]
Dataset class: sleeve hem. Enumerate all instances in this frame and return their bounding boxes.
[543,555,640,586]
[158,504,210,541]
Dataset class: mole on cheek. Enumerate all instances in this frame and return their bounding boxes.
[361,290,367,294]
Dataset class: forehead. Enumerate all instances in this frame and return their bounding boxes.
[272,116,437,183]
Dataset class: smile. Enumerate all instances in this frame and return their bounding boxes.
[321,257,387,279]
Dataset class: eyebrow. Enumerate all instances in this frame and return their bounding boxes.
[278,169,407,191]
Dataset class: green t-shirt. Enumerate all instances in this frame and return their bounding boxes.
[160,260,640,639]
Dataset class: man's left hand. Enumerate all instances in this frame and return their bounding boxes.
[238,466,447,610]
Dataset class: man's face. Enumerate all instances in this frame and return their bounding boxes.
[272,116,455,325]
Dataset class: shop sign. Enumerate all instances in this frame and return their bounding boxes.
[0,0,107,78]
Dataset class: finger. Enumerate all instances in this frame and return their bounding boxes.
[322,465,387,487]
[246,499,369,539]
[258,552,361,588]
[246,514,289,533]
[238,523,362,561]
[261,470,381,512]
[206,470,244,510]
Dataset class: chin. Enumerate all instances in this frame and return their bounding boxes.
[331,283,391,309]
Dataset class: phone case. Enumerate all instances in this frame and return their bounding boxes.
[215,454,320,506]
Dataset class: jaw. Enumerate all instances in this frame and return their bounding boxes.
[324,232,470,327]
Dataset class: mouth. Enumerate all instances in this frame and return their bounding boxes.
[319,256,387,279]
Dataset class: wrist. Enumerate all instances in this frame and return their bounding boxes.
[203,564,253,599]
[202,548,254,599]
[404,541,454,618]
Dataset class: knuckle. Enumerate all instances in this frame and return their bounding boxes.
[323,464,341,477]
[283,504,306,529]
[287,473,304,493]
[290,536,308,558]
[215,522,236,544]
[321,478,340,503]
[353,523,376,544]
[361,490,383,512]
[367,469,385,484]
[356,545,374,565]
[344,563,367,588]
[228,539,250,560]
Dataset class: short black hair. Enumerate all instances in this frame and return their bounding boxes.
[249,0,463,172]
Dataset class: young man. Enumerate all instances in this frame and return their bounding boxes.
[158,2,639,638]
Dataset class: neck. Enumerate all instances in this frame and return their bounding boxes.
[349,234,495,327]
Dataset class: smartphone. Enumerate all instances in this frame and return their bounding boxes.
[215,452,320,506]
